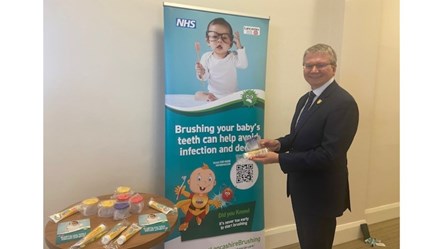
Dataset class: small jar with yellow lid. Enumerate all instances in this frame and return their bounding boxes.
[80,197,99,216]
[97,199,116,218]
[113,186,133,198]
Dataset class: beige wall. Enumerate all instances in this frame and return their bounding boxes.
[368,0,400,209]
[44,0,399,248]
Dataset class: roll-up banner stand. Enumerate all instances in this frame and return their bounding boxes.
[164,2,269,248]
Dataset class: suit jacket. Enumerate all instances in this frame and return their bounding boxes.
[277,81,359,218]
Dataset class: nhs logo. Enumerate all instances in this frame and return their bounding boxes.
[176,18,196,29]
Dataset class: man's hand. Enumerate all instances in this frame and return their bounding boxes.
[250,151,279,164]
[259,138,281,152]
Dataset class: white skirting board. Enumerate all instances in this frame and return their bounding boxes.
[365,202,400,224]
[264,202,400,248]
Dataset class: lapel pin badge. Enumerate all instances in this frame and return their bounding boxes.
[317,99,322,104]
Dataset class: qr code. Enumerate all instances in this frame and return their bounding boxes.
[236,163,254,183]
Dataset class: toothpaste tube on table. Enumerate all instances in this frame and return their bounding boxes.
[49,204,81,223]
[148,197,175,214]
[116,223,142,245]
[101,220,130,245]
[69,224,108,249]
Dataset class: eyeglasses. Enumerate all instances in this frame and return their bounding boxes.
[303,63,332,70]
[206,31,232,43]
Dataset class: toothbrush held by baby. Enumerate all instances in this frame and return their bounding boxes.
[195,42,204,82]
[195,41,200,62]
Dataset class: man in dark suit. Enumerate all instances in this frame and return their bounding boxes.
[251,43,359,249]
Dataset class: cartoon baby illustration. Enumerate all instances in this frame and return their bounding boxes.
[175,163,222,231]
[65,220,82,233]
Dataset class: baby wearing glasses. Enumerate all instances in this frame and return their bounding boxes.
[195,17,248,101]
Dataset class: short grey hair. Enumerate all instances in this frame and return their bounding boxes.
[303,43,337,67]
